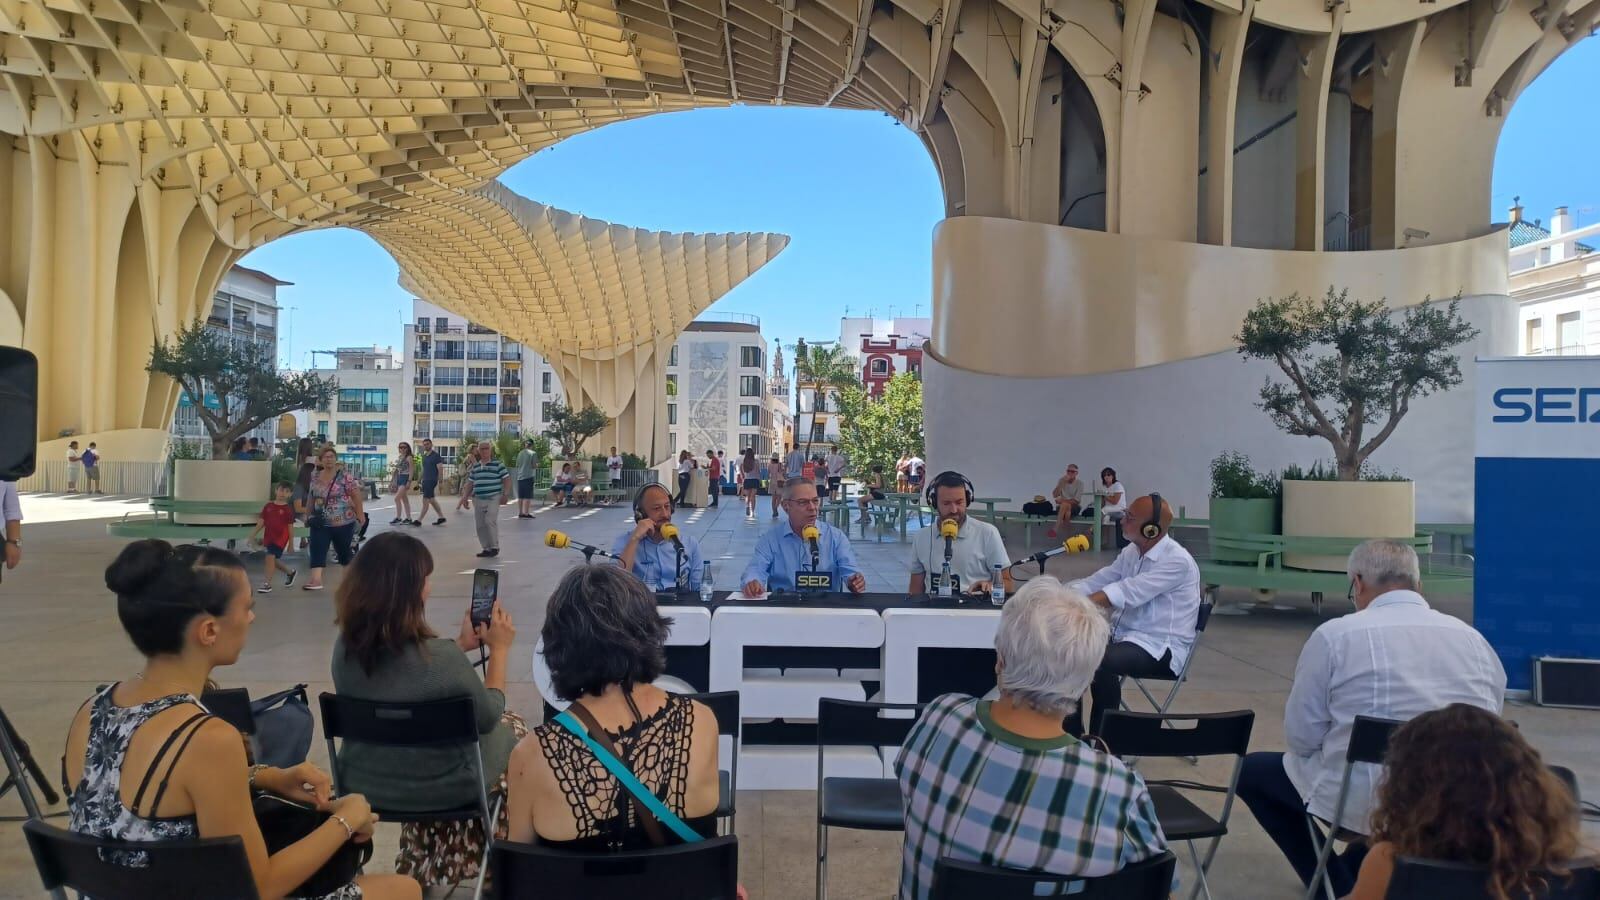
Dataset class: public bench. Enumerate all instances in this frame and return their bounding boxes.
[1199,531,1472,615]
[106,497,309,544]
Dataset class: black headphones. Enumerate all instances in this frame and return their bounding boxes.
[633,483,671,521]
[1141,492,1165,540]
[925,470,975,509]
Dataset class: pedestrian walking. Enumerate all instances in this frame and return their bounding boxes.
[467,442,511,558]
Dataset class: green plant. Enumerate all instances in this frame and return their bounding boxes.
[1209,451,1279,499]
[168,439,209,461]
[1282,460,1410,482]
[1236,288,1478,481]
[270,452,300,486]
[542,400,611,457]
[148,319,337,458]
[591,451,646,470]
[837,372,923,476]
[792,339,863,458]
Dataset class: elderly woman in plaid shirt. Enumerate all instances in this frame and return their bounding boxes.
[894,576,1169,899]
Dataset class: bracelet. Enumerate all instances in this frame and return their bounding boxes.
[248,764,269,790]
[329,814,355,840]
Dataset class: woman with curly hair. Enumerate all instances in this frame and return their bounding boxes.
[1347,703,1585,900]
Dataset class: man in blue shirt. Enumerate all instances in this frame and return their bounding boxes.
[741,480,867,596]
[613,483,703,591]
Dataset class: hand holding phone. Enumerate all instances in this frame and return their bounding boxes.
[470,568,499,627]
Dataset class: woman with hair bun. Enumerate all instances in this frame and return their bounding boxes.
[1347,703,1588,900]
[62,539,419,900]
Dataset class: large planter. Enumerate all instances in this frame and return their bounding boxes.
[172,459,271,524]
[1282,479,1415,571]
[1208,498,1279,563]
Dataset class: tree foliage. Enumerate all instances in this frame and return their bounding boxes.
[148,320,337,458]
[542,400,611,457]
[837,373,924,475]
[1235,288,1478,481]
[792,340,861,456]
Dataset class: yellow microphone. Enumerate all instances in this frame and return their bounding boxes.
[544,530,569,548]
[802,525,820,541]
[543,530,618,560]
[660,523,680,541]
[1065,534,1090,553]
[939,519,959,539]
[1012,533,1092,568]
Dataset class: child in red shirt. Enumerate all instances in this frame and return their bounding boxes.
[248,482,299,592]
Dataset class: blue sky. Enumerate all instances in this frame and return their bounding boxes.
[243,37,1600,369]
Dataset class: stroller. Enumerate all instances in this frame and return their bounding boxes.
[349,512,372,556]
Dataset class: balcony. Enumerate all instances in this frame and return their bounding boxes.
[434,349,465,360]
[501,347,523,361]
[466,376,498,387]
[501,399,522,415]
[412,426,431,439]
[414,346,431,360]
[434,403,464,413]
[467,403,498,415]
[467,323,498,335]
[466,350,500,361]
[413,374,431,385]
[501,376,522,389]
[412,401,431,413]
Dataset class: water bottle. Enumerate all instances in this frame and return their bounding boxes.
[990,564,1006,606]
[938,561,953,599]
[700,561,714,603]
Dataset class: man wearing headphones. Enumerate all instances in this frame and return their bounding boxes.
[613,483,704,592]
[1064,493,1201,737]
[909,471,1013,597]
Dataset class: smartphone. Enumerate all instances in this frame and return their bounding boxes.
[470,569,499,626]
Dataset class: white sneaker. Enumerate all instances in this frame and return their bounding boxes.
[257,582,273,594]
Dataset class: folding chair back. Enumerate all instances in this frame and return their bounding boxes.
[1099,709,1255,759]
[1127,598,1214,721]
[930,850,1177,900]
[1384,857,1600,900]
[1346,715,1401,766]
[676,691,741,830]
[817,698,923,749]
[815,698,925,900]
[200,688,255,736]
[23,819,259,900]
[1305,715,1403,900]
[489,835,740,899]
[317,693,491,827]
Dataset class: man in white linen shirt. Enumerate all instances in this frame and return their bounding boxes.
[1236,538,1505,897]
[1064,493,1199,737]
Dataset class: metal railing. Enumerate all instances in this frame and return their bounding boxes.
[413,375,431,385]
[466,351,500,361]
[18,461,166,495]
[434,350,465,360]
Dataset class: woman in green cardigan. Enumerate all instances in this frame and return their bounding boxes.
[330,531,525,885]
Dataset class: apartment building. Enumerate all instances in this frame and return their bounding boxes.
[170,265,286,449]
[303,347,404,477]
[665,315,774,459]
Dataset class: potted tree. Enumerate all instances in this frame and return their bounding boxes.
[1236,288,1478,570]
[542,400,611,483]
[1207,451,1280,564]
[148,322,335,523]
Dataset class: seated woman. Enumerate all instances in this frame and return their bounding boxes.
[330,532,522,886]
[550,462,575,507]
[1346,703,1584,900]
[506,565,720,850]
[66,539,418,900]
[856,464,887,523]
[571,467,594,506]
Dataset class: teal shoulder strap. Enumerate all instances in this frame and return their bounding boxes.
[551,710,704,843]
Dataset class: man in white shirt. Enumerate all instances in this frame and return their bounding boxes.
[825,445,848,501]
[606,446,624,489]
[1064,493,1199,737]
[909,471,1013,597]
[906,454,925,491]
[1236,539,1505,896]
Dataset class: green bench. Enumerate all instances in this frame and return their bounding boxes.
[108,498,309,543]
[1199,531,1472,615]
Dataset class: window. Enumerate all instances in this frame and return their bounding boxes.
[811,423,826,442]
[1526,318,1544,354]
[435,340,464,360]
[668,345,678,367]
[869,358,889,376]
[467,395,497,414]
[1558,312,1582,354]
[668,403,678,425]
[541,371,552,394]
[434,366,464,385]
[336,421,364,444]
[740,346,763,368]
[316,419,330,439]
[541,401,553,420]
[739,375,762,397]
[670,432,677,455]
[739,434,760,451]
[433,421,464,439]
[739,404,760,426]
[467,367,497,386]
[363,422,388,445]
[338,388,388,412]
[666,374,678,397]
[434,317,449,331]
[337,388,364,412]
[416,317,430,333]
[468,340,499,360]
[434,392,464,412]
[364,389,388,412]
[438,444,458,461]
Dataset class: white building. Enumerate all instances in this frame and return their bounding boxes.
[1510,202,1599,357]
[837,316,931,365]
[400,299,565,463]
[171,265,285,449]
[665,315,773,459]
[300,347,404,478]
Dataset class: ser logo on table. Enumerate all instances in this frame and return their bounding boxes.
[795,571,834,592]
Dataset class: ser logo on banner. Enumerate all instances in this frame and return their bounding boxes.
[794,571,833,592]
[1491,387,1600,423]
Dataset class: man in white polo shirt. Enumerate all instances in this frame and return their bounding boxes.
[909,470,1013,597]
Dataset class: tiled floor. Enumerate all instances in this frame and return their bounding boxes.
[0,490,1595,899]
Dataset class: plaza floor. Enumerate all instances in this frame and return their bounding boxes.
[0,489,1595,899]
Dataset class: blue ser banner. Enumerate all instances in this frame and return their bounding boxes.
[1474,357,1600,691]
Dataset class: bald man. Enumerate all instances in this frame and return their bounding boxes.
[1064,493,1201,737]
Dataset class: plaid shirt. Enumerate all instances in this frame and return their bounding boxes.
[894,694,1168,899]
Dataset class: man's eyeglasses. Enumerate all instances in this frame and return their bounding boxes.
[787,497,822,507]
[1347,578,1356,603]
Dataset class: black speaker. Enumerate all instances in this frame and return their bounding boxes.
[0,347,38,480]
[1534,657,1600,710]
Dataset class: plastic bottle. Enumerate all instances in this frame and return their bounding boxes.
[700,561,714,603]
[990,564,1006,606]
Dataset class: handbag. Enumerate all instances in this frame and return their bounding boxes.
[250,684,313,770]
[253,792,372,897]
[553,707,703,846]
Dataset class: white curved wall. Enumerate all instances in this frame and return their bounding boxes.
[923,293,1514,525]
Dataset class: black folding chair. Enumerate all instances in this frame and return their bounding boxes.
[319,693,494,893]
[1384,856,1600,900]
[23,818,259,899]
[200,687,255,736]
[1100,709,1255,900]
[1304,714,1402,900]
[487,834,740,899]
[815,698,925,900]
[1125,598,1213,718]
[676,690,741,834]
[931,849,1178,900]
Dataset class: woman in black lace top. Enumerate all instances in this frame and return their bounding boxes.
[505,565,721,851]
